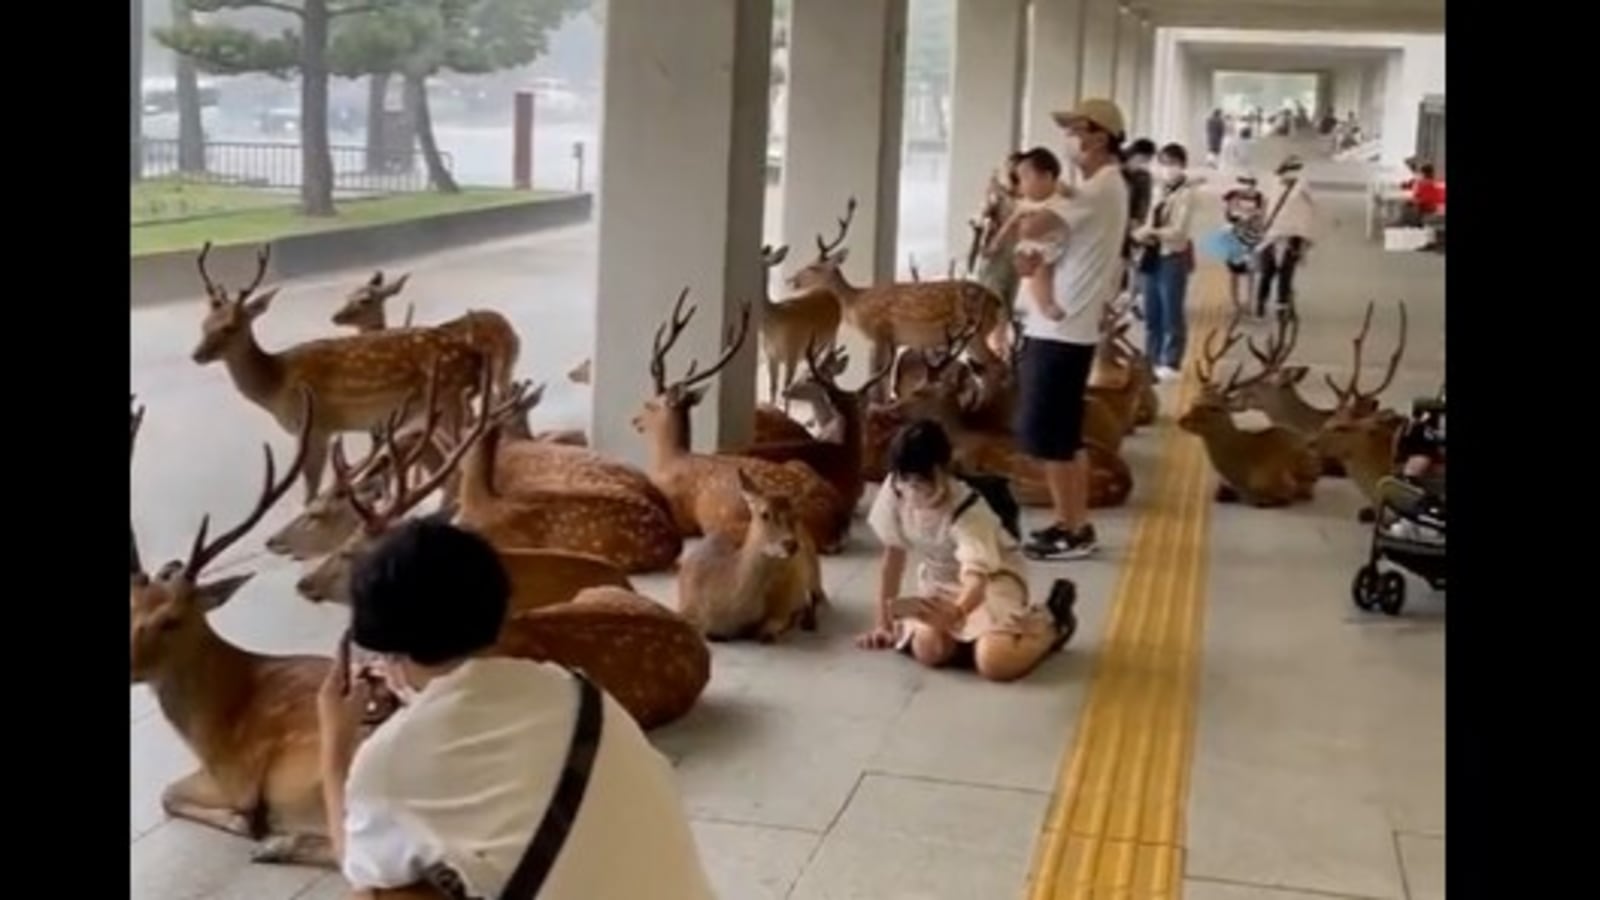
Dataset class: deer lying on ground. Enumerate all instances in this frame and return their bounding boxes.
[742,341,890,514]
[1087,301,1157,435]
[1218,312,1344,477]
[1311,408,1409,521]
[756,243,842,406]
[329,269,522,396]
[676,469,826,642]
[634,289,851,551]
[789,196,1007,390]
[132,391,336,865]
[191,243,483,502]
[567,353,807,445]
[1178,312,1320,507]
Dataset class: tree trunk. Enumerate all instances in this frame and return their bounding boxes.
[131,0,143,182]
[403,72,459,194]
[365,72,391,173]
[173,1,206,174]
[299,1,337,216]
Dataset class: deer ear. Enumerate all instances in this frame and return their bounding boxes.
[387,273,411,296]
[194,572,255,611]
[735,468,759,499]
[770,245,790,266]
[1283,365,1309,383]
[831,247,851,266]
[368,271,384,287]
[243,288,280,319]
[682,387,707,408]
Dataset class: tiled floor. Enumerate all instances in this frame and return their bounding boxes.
[130,159,1443,898]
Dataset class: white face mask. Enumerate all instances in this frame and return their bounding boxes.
[1061,134,1083,163]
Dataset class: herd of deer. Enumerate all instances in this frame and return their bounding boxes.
[128,192,1408,874]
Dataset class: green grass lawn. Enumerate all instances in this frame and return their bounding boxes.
[130,182,559,256]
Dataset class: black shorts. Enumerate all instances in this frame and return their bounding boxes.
[1015,337,1096,461]
[1226,260,1251,275]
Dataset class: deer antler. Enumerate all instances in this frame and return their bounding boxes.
[401,303,416,328]
[196,241,272,306]
[649,289,753,398]
[1195,307,1247,387]
[925,318,982,377]
[761,244,790,270]
[181,388,314,582]
[1324,301,1408,406]
[908,255,922,282]
[815,196,858,260]
[131,395,146,578]
[649,288,696,396]
[1227,312,1300,394]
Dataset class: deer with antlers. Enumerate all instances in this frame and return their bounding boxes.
[1179,311,1320,506]
[132,390,339,865]
[329,269,522,398]
[676,469,826,643]
[1310,407,1410,521]
[1087,299,1158,435]
[789,197,1008,392]
[634,289,852,551]
[570,353,810,446]
[755,243,842,407]
[191,243,485,502]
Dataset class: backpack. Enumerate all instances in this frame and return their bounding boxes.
[952,472,1022,540]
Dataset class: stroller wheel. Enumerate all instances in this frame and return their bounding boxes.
[1351,565,1381,611]
[1377,571,1406,616]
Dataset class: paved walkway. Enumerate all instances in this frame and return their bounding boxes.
[130,184,1443,899]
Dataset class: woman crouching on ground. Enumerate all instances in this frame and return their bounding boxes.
[856,420,1079,682]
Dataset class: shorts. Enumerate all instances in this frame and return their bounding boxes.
[1226,260,1251,275]
[1015,337,1096,461]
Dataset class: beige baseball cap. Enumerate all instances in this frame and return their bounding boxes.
[1052,98,1127,138]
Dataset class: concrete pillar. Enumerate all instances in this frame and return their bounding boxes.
[131,0,143,181]
[590,0,773,461]
[946,0,1027,260]
[1381,34,1445,166]
[1025,0,1084,146]
[1113,7,1139,122]
[781,0,909,286]
[1080,0,1119,101]
[1133,20,1156,138]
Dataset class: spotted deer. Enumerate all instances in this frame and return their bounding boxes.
[328,269,522,396]
[131,390,338,866]
[1179,310,1320,507]
[676,469,827,643]
[756,243,842,406]
[191,243,484,501]
[788,196,1007,392]
[568,353,801,445]
[633,289,851,551]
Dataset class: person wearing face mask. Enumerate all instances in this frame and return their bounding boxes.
[316,518,713,900]
[1130,143,1196,380]
[1255,155,1315,319]
[858,420,1079,681]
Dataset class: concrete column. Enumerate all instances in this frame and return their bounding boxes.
[591,0,772,461]
[1133,20,1156,137]
[946,0,1027,260]
[1025,0,1084,146]
[1080,0,1119,101]
[1113,7,1139,122]
[781,0,909,286]
[1381,34,1445,166]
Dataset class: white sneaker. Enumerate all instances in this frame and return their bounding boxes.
[1155,366,1181,382]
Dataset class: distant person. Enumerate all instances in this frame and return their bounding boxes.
[1222,126,1253,175]
[1121,138,1158,301]
[320,519,714,900]
[1205,109,1226,167]
[1255,156,1314,319]
[1407,162,1446,222]
[1220,174,1265,309]
[1131,143,1196,380]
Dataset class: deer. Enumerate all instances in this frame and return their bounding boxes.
[1178,311,1320,507]
[569,353,810,445]
[328,269,522,397]
[676,469,827,642]
[191,242,485,502]
[634,288,852,551]
[742,340,891,515]
[756,243,842,407]
[1310,407,1410,521]
[788,196,1008,394]
[131,389,339,866]
[1087,300,1157,435]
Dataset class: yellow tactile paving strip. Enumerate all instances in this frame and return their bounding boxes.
[1026,284,1227,900]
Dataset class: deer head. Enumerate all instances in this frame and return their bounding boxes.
[131,390,313,683]
[1325,301,1408,416]
[738,469,801,559]
[783,339,891,413]
[1180,309,1251,433]
[788,196,858,292]
[1222,313,1302,412]
[192,242,280,364]
[886,320,983,422]
[295,360,499,604]
[631,288,752,446]
[568,357,592,385]
[263,454,387,560]
[331,270,411,330]
[1310,407,1408,464]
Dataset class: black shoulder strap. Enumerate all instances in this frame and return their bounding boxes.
[1262,180,1297,233]
[952,487,982,524]
[499,674,606,900]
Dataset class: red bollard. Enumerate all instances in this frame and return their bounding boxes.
[513,90,535,190]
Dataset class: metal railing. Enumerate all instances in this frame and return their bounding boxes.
[138,138,450,194]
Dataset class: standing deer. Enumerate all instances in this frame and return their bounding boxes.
[328,269,522,396]
[676,469,826,642]
[1178,312,1320,507]
[789,196,1007,392]
[191,242,484,501]
[633,289,851,551]
[756,243,842,406]
[131,390,337,865]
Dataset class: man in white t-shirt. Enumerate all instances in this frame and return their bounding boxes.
[1014,98,1129,562]
[315,519,714,900]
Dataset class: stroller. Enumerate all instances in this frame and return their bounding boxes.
[1350,393,1446,616]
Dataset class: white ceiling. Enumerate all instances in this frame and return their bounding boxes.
[1186,41,1396,71]
[1133,0,1444,33]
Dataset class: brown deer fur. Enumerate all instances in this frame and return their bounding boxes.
[191,244,483,502]
[755,244,843,404]
[634,290,851,551]
[1180,313,1320,507]
[755,405,816,444]
[676,470,827,642]
[1310,409,1408,513]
